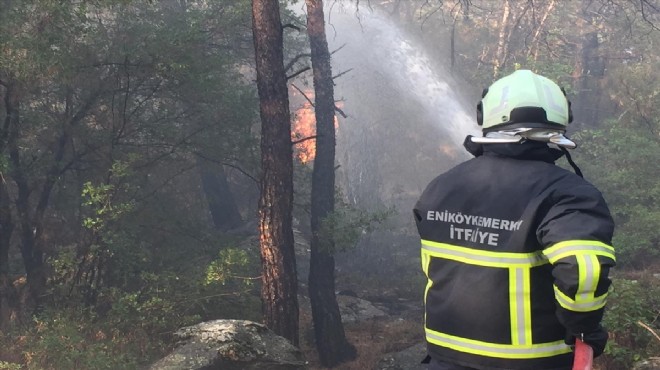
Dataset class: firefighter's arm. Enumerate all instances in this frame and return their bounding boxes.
[538,183,616,356]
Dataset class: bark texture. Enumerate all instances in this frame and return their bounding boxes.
[305,0,357,366]
[252,0,299,346]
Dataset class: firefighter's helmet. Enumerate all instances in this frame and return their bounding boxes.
[472,70,576,148]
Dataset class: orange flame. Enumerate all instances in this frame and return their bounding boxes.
[291,89,341,164]
[292,101,317,163]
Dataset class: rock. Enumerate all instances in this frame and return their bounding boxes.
[338,295,388,323]
[633,358,660,370]
[149,320,306,370]
[376,342,427,370]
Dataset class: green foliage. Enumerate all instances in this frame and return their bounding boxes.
[82,182,134,231]
[19,309,140,370]
[81,161,136,239]
[0,155,8,174]
[602,277,660,368]
[205,247,258,287]
[2,1,261,369]
[317,200,394,254]
[0,362,22,370]
[575,118,660,266]
[104,277,200,337]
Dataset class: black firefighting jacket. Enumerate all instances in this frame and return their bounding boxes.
[413,140,615,370]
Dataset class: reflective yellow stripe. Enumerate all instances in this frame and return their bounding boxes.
[554,285,607,312]
[422,250,433,307]
[548,243,608,312]
[510,268,532,345]
[543,240,615,263]
[426,328,572,359]
[577,254,601,302]
[421,239,579,357]
[421,240,548,268]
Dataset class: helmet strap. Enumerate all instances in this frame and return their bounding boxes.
[560,147,583,178]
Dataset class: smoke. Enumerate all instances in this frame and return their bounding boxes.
[324,7,478,212]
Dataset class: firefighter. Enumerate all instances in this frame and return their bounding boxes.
[414,70,615,370]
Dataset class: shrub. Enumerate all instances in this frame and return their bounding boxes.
[19,309,139,370]
[602,276,660,369]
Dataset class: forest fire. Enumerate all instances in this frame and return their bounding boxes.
[292,100,317,163]
[291,89,341,164]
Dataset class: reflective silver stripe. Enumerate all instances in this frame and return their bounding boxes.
[577,255,596,302]
[421,240,547,267]
[543,243,615,263]
[554,286,607,312]
[513,268,527,345]
[426,329,572,358]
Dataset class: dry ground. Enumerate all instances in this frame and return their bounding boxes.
[300,309,423,370]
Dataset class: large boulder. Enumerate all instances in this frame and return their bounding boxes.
[149,320,306,370]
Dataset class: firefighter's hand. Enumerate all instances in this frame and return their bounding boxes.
[565,325,608,357]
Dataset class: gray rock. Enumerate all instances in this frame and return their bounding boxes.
[338,295,388,323]
[149,320,306,370]
[376,342,427,370]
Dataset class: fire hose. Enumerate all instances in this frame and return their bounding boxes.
[572,338,594,370]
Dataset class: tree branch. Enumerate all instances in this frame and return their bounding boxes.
[282,23,301,31]
[332,68,353,81]
[292,135,317,145]
[284,53,311,72]
[287,67,311,81]
[193,151,260,186]
[291,83,347,118]
[291,83,315,106]
[637,321,660,343]
[334,105,348,118]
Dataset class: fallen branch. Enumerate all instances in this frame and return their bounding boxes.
[637,321,660,343]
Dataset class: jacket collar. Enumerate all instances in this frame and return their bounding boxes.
[463,135,564,163]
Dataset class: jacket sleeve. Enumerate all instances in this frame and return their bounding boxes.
[537,182,616,336]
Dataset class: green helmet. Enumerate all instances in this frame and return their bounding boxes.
[477,70,572,131]
[472,70,576,148]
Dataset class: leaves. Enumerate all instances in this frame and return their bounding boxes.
[205,247,259,286]
[603,277,660,367]
[317,200,393,254]
[576,116,660,265]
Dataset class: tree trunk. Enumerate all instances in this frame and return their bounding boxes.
[198,159,243,231]
[252,0,299,346]
[1,83,17,330]
[6,85,47,312]
[305,0,357,367]
[6,83,97,312]
[572,0,603,128]
[493,0,511,78]
[0,172,16,331]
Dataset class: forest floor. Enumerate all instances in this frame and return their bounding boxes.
[299,290,424,370]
